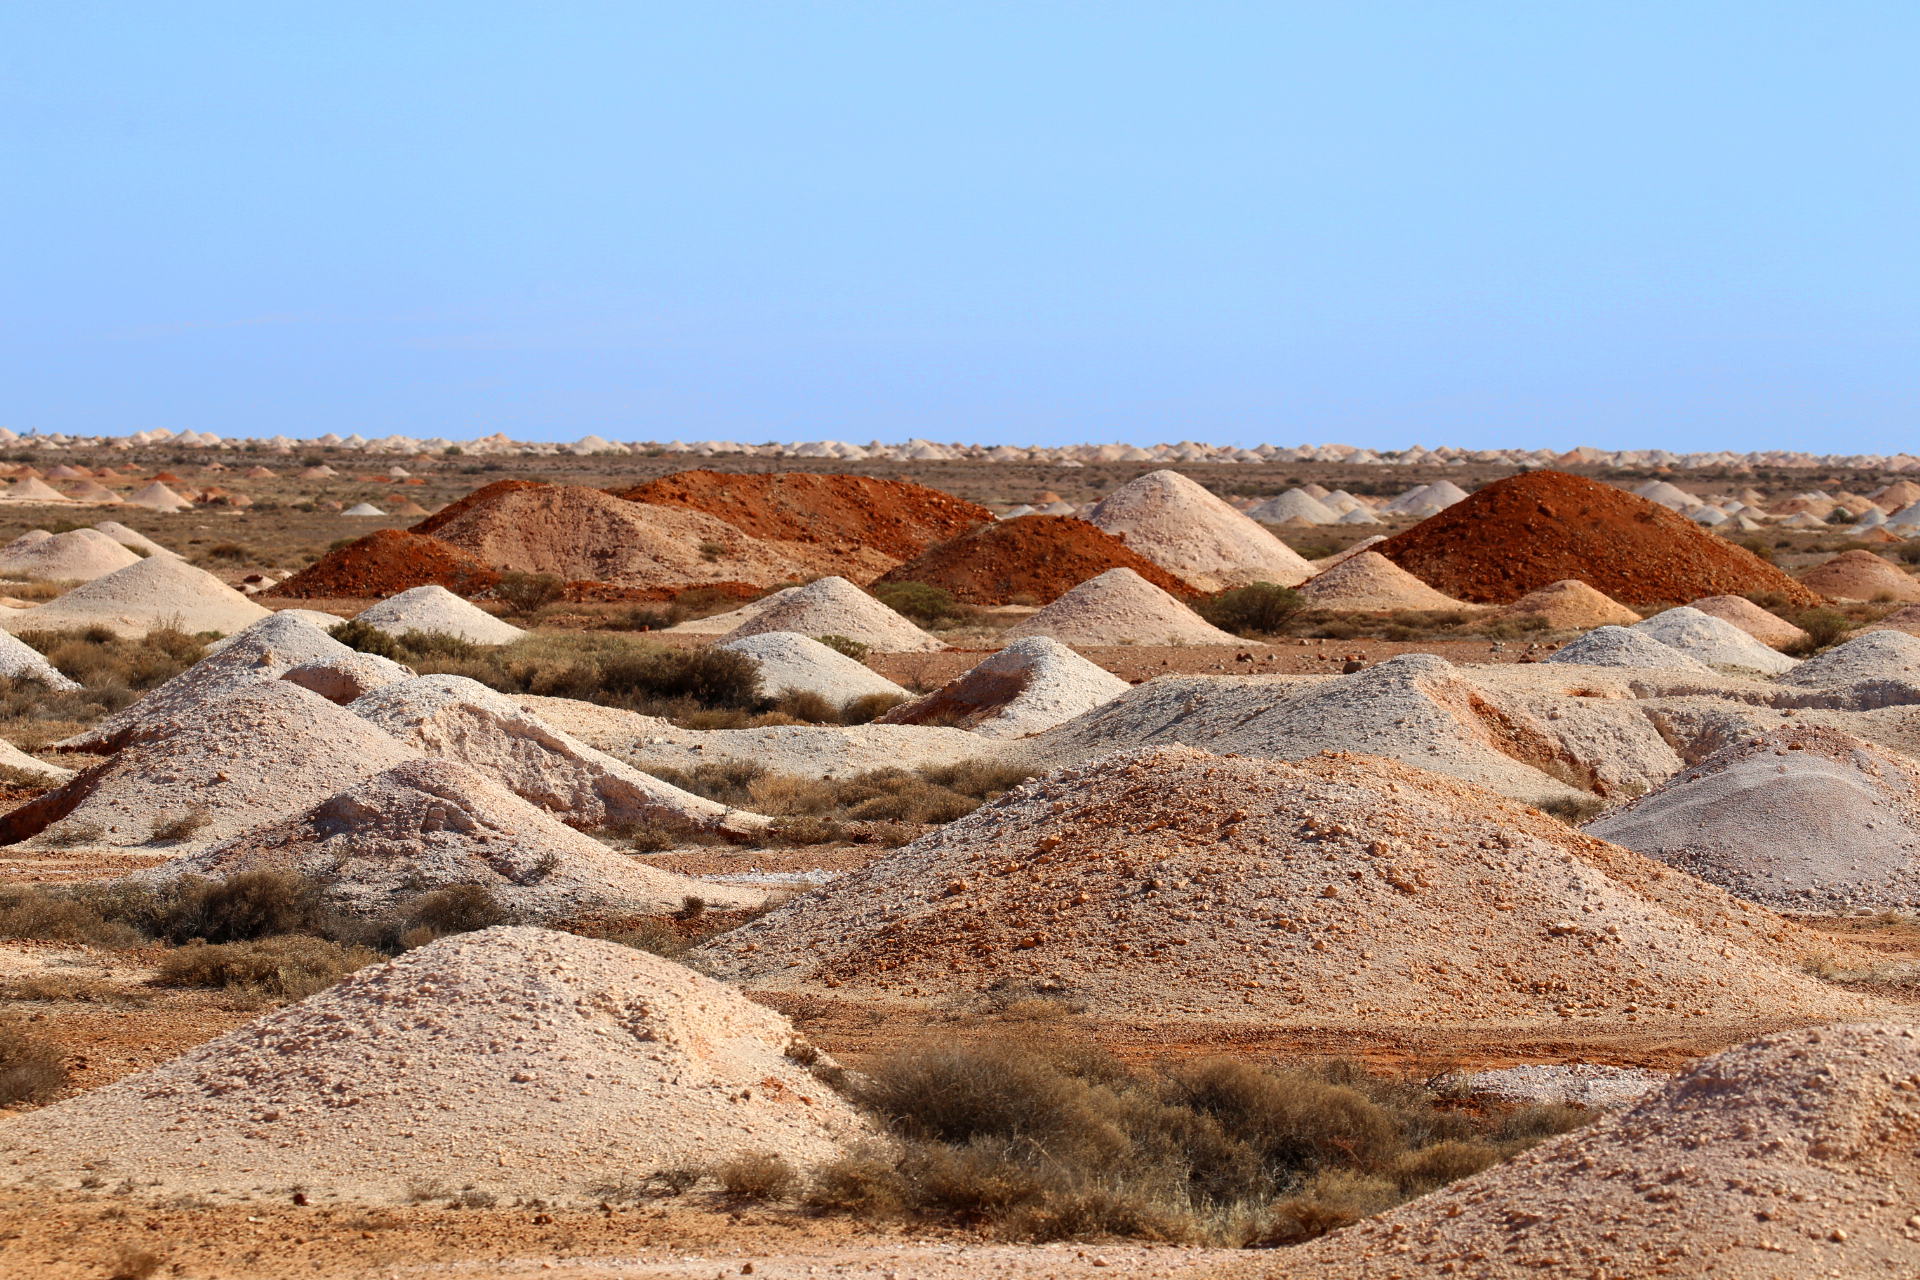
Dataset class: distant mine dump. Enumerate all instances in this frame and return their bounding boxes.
[879,636,1128,737]
[1000,567,1241,646]
[0,554,271,637]
[721,575,946,651]
[1086,469,1314,590]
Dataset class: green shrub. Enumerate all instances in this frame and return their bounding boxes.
[870,582,974,627]
[814,634,870,661]
[1195,583,1304,637]
[492,571,565,615]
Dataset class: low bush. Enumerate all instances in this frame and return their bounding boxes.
[1195,583,1304,637]
[870,582,976,628]
[492,571,565,616]
[1781,607,1854,656]
[328,619,479,663]
[814,635,870,662]
[0,1026,67,1106]
[714,1151,801,1201]
[391,632,765,715]
[641,758,1033,834]
[157,935,379,999]
[0,886,142,949]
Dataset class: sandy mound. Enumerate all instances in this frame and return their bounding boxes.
[1,477,74,504]
[92,521,176,558]
[1247,488,1340,524]
[1588,724,1920,912]
[1293,1023,1920,1279]
[1798,549,1920,602]
[658,586,799,635]
[1688,593,1810,647]
[1086,470,1314,591]
[999,568,1241,646]
[0,529,140,581]
[279,651,416,704]
[1,682,419,853]
[878,636,1129,739]
[0,555,270,639]
[122,481,190,513]
[64,480,119,503]
[717,631,907,704]
[1502,578,1641,628]
[0,738,72,782]
[138,759,760,917]
[1309,535,1389,571]
[1779,628,1920,687]
[355,584,525,645]
[1298,551,1474,612]
[871,515,1195,605]
[268,529,501,598]
[1544,625,1718,673]
[341,503,385,517]
[349,675,764,834]
[719,576,945,652]
[1377,471,1818,607]
[0,629,80,691]
[702,745,1876,1030]
[1632,606,1801,675]
[0,927,865,1204]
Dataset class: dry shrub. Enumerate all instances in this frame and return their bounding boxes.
[149,807,212,844]
[388,883,513,949]
[1194,583,1303,637]
[813,634,870,662]
[107,1247,165,1280]
[0,1025,68,1106]
[0,972,140,1004]
[158,936,378,999]
[144,871,333,944]
[642,758,1034,832]
[0,886,142,949]
[841,691,907,724]
[1781,607,1854,656]
[15,626,206,697]
[1536,794,1606,826]
[601,919,692,960]
[713,1151,800,1201]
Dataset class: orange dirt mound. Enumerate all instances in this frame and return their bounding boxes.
[872,515,1197,605]
[411,479,549,537]
[1377,471,1819,608]
[1796,549,1920,603]
[623,470,992,562]
[267,530,502,600]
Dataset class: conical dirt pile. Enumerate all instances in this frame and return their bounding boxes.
[1779,629,1920,687]
[999,567,1240,646]
[1309,535,1388,571]
[1086,470,1314,591]
[1502,579,1641,628]
[701,745,1878,1030]
[1376,471,1819,606]
[1298,551,1474,611]
[0,555,270,638]
[0,628,79,691]
[1544,625,1717,673]
[2,476,75,504]
[1798,549,1920,602]
[122,481,191,512]
[268,529,500,599]
[1688,593,1809,647]
[279,651,414,705]
[1246,489,1340,524]
[355,584,525,645]
[0,927,866,1204]
[1632,606,1799,675]
[871,515,1196,605]
[91,521,176,558]
[717,631,908,703]
[879,636,1128,738]
[719,576,945,652]
[0,528,139,580]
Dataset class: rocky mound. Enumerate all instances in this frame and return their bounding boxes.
[878,636,1128,739]
[2,476,74,504]
[355,584,526,645]
[1798,549,1920,602]
[122,481,190,512]
[268,529,501,599]
[1689,593,1810,647]
[1779,629,1920,687]
[1376,471,1819,607]
[870,515,1196,605]
[716,631,908,704]
[1544,625,1718,673]
[1298,551,1474,612]
[1247,489,1340,524]
[0,529,139,581]
[1292,1023,1920,1278]
[0,682,419,853]
[718,576,945,652]
[1501,578,1642,629]
[1588,724,1920,912]
[0,927,866,1204]
[278,651,415,705]
[701,746,1877,1030]
[999,567,1240,646]
[0,555,270,638]
[1086,470,1314,591]
[92,521,176,558]
[1632,606,1800,675]
[0,629,80,691]
[660,586,800,635]
[140,759,760,917]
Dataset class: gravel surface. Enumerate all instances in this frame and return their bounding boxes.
[0,554,271,638]
[719,577,944,652]
[1086,470,1314,591]
[716,631,908,703]
[1688,593,1810,647]
[1779,628,1920,687]
[1501,578,1641,629]
[354,584,526,645]
[1298,551,1476,612]
[1000,568,1242,647]
[879,636,1129,739]
[1632,606,1801,675]
[0,529,139,581]
[1543,625,1719,673]
[1465,1062,1662,1107]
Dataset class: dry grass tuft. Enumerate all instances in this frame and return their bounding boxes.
[157,936,379,1000]
[713,1151,801,1201]
[0,1024,68,1106]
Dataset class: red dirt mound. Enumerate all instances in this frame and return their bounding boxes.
[411,479,549,537]
[873,515,1198,604]
[267,530,502,599]
[622,470,991,562]
[1377,471,1820,608]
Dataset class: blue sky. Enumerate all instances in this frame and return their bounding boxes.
[3,4,1916,451]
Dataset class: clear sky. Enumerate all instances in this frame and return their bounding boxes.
[3,4,1916,451]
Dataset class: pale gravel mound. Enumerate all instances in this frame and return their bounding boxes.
[1290,1023,1920,1279]
[0,629,80,691]
[1465,1063,1660,1108]
[716,631,908,703]
[701,745,1879,1030]
[0,927,866,1205]
[1588,724,1920,911]
[0,529,139,581]
[1799,549,1920,602]
[1086,470,1314,591]
[3,682,419,854]
[341,503,385,516]
[1245,489,1339,524]
[122,481,190,512]
[1865,603,1920,639]
[660,587,798,636]
[278,651,415,705]
[1688,593,1810,647]
[133,759,760,917]
[0,531,50,555]
[999,568,1241,647]
[0,555,270,639]
[92,521,178,557]
[1632,605,1801,675]
[349,676,765,834]
[719,576,944,653]
[1543,625,1718,674]
[1298,551,1475,612]
[879,636,1128,739]
[1026,654,1589,805]
[0,477,75,504]
[0,738,72,782]
[58,612,356,754]
[1308,535,1389,571]
[354,584,526,646]
[1502,579,1641,629]
[1779,629,1920,687]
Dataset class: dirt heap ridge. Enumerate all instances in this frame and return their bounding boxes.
[0,529,139,581]
[1298,551,1476,612]
[719,576,945,653]
[1588,724,1920,912]
[1544,625,1718,674]
[700,745,1878,1031]
[1377,471,1819,607]
[0,629,79,692]
[1290,1023,1920,1279]
[872,515,1196,605]
[1780,629,1920,687]
[879,636,1129,739]
[268,528,501,599]
[0,927,867,1204]
[716,631,908,704]
[92,521,176,558]
[1000,567,1240,647]
[1502,578,1641,629]
[1689,593,1810,647]
[0,555,270,638]
[1798,549,1920,602]
[1632,606,1800,675]
[1087,470,1314,591]
[355,585,526,646]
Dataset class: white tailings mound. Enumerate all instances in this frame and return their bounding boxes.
[0,555,270,639]
[123,482,190,513]
[1689,594,1810,648]
[1587,724,1920,912]
[2,477,74,504]
[0,927,866,1205]
[661,586,799,635]
[1309,535,1389,571]
[278,651,415,705]
[136,759,761,917]
[1503,579,1641,629]
[1632,606,1801,675]
[702,746,1877,1031]
[354,585,526,646]
[1544,625,1718,673]
[0,529,140,581]
[1086,470,1314,590]
[2,682,419,854]
[999,567,1241,646]
[0,630,80,691]
[59,612,356,753]
[1289,1023,1920,1279]
[1246,489,1339,524]
[1779,629,1920,687]
[1298,551,1473,612]
[716,631,908,704]
[349,675,765,834]
[718,576,944,653]
[0,739,72,782]
[879,636,1128,739]
[92,521,177,558]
